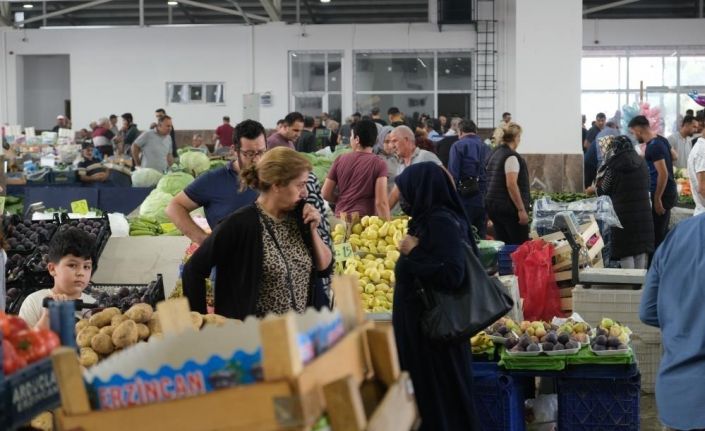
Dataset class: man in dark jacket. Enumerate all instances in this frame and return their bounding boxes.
[448,119,491,238]
[596,135,654,269]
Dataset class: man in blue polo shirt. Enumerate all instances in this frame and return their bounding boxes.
[165,120,263,244]
[629,115,678,249]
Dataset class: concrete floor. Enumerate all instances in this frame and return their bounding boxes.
[641,394,664,431]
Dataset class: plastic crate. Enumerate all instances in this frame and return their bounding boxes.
[52,168,77,184]
[631,339,661,394]
[557,373,640,430]
[472,363,526,431]
[571,286,661,343]
[0,357,61,430]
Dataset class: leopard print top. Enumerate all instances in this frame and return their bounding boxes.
[255,206,313,316]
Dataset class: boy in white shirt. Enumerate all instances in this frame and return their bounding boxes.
[19,228,95,328]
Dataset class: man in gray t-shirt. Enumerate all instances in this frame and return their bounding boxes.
[387,125,442,209]
[133,116,174,172]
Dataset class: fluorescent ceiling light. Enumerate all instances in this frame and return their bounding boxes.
[167,1,178,5]
[320,0,331,3]
[23,4,34,8]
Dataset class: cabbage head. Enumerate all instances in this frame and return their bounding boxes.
[139,189,173,223]
[132,168,163,188]
[157,171,194,196]
[179,151,210,177]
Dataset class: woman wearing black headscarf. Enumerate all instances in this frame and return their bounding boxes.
[393,162,479,431]
[596,135,654,269]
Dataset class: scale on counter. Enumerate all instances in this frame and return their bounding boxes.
[552,211,646,289]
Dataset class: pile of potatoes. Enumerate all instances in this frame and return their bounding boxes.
[76,303,227,367]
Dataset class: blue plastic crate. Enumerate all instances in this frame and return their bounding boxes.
[557,373,640,430]
[1,357,62,430]
[472,363,526,431]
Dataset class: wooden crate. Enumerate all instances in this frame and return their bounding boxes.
[52,277,418,431]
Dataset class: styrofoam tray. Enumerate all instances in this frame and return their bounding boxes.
[506,346,542,356]
[544,344,581,356]
[590,345,632,356]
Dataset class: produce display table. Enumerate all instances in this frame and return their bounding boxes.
[473,348,641,430]
[92,236,191,297]
[7,185,153,215]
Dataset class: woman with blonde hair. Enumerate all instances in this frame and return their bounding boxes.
[485,122,531,244]
[183,147,333,319]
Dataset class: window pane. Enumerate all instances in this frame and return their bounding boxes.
[438,93,471,119]
[328,94,342,123]
[629,57,664,89]
[438,53,472,90]
[294,96,322,118]
[619,57,628,89]
[680,92,705,118]
[291,53,326,92]
[664,57,678,87]
[582,57,619,90]
[355,93,433,118]
[206,84,224,104]
[645,92,677,136]
[680,56,705,86]
[189,85,203,102]
[168,84,187,103]
[356,53,434,92]
[581,92,620,126]
[328,54,342,92]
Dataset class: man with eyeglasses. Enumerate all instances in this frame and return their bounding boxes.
[167,118,334,300]
[166,120,265,244]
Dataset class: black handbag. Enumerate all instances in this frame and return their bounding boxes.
[457,177,480,197]
[416,242,514,343]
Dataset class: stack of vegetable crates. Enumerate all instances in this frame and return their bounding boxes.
[472,361,528,431]
[51,277,419,431]
[572,286,661,393]
[531,217,604,315]
[557,366,641,429]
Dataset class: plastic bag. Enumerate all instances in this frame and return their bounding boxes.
[511,239,563,321]
[107,213,130,237]
[531,196,622,235]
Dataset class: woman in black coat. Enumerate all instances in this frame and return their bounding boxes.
[393,162,479,431]
[596,135,654,269]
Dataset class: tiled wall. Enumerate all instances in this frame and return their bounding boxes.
[524,153,584,193]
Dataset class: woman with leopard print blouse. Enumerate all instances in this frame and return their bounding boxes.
[182,147,334,319]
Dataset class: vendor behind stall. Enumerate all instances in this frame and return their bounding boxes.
[77,141,132,187]
[77,141,109,184]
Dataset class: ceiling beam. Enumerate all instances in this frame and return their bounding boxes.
[225,0,251,25]
[177,3,196,24]
[583,0,641,15]
[175,0,269,22]
[14,0,114,27]
[258,0,281,21]
[50,2,79,26]
[301,0,318,24]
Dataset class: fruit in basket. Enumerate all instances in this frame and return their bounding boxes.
[470,331,494,354]
[77,326,100,348]
[112,319,139,348]
[593,319,631,346]
[565,340,579,350]
[79,347,100,367]
[527,343,541,352]
[90,333,115,355]
[2,339,27,374]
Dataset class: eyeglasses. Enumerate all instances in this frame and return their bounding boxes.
[240,150,266,159]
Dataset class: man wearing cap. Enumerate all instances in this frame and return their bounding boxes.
[77,142,109,184]
[52,115,68,133]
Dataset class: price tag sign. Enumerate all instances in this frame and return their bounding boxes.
[334,242,354,262]
[70,199,89,215]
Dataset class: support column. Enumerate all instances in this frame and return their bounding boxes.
[511,0,583,192]
[513,0,581,154]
